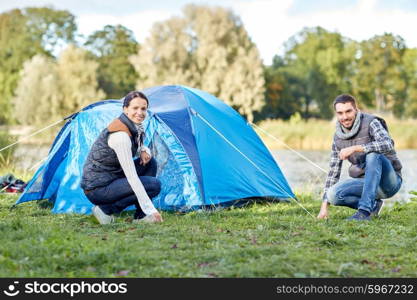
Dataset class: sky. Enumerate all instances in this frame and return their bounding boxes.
[1,0,417,65]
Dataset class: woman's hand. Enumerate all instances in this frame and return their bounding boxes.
[140,150,151,165]
[134,212,163,224]
[151,212,163,223]
[140,212,163,223]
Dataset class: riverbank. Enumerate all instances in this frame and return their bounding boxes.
[0,192,416,277]
[255,117,417,150]
[2,115,417,152]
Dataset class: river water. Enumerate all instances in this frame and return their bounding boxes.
[13,145,417,201]
[271,149,417,202]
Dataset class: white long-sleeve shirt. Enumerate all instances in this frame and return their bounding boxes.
[107,131,157,215]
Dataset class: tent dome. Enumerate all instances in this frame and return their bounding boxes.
[16,85,294,214]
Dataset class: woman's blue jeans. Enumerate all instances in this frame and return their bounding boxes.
[326,153,402,213]
[85,158,161,217]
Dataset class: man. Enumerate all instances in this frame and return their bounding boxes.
[317,94,402,221]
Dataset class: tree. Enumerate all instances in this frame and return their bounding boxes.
[279,27,354,119]
[0,9,43,124]
[352,33,407,115]
[259,56,303,120]
[84,25,139,99]
[0,7,77,124]
[12,55,60,125]
[57,45,105,115]
[403,48,417,117]
[24,7,77,54]
[12,45,105,125]
[130,4,265,122]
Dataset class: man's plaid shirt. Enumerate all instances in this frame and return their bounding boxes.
[322,118,394,202]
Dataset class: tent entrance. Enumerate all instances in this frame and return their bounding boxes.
[146,117,203,211]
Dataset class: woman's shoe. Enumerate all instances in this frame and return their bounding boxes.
[92,206,114,224]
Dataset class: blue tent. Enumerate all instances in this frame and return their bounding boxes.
[16,85,294,214]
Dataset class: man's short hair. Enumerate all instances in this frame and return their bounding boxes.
[333,94,357,109]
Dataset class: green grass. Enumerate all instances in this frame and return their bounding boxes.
[0,193,416,277]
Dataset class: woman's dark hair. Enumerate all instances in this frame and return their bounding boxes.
[123,91,149,107]
[333,94,357,109]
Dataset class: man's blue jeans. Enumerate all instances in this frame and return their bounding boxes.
[85,158,161,217]
[327,153,402,213]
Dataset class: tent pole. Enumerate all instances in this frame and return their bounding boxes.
[250,122,328,174]
[28,156,48,171]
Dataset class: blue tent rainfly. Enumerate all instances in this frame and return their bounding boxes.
[16,85,294,214]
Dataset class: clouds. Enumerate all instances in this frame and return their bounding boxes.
[77,9,174,42]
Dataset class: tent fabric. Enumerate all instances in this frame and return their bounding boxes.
[16,85,294,214]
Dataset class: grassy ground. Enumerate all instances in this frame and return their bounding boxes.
[1,116,417,278]
[0,192,416,278]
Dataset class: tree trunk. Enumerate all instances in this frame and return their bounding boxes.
[304,97,310,119]
[375,88,385,112]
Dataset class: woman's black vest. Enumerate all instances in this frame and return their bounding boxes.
[333,113,402,178]
[80,113,141,191]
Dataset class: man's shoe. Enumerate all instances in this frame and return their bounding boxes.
[371,200,384,217]
[92,205,114,224]
[346,210,371,221]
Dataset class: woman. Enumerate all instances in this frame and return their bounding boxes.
[81,91,163,224]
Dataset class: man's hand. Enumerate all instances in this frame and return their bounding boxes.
[317,202,330,219]
[140,150,151,165]
[339,145,364,160]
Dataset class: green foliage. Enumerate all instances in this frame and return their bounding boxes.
[12,55,60,124]
[2,7,417,124]
[259,57,303,120]
[24,7,77,54]
[58,45,105,115]
[0,9,44,124]
[130,4,265,122]
[265,28,417,121]
[264,27,355,120]
[84,25,139,99]
[352,33,407,116]
[0,194,416,277]
[0,7,77,125]
[12,45,105,125]
[403,48,417,118]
